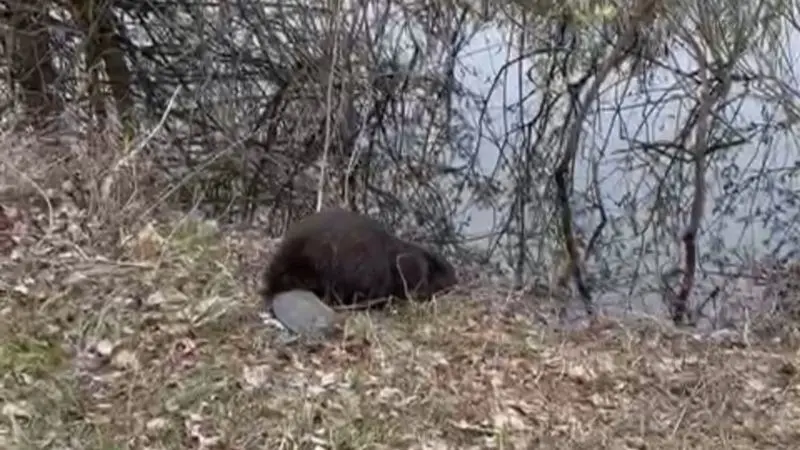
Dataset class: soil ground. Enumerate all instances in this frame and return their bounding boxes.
[2,216,799,449]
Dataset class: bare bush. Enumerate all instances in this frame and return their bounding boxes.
[0,0,799,330]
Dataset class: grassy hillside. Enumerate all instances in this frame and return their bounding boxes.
[1,216,799,449]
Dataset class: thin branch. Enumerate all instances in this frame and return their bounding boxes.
[672,30,734,326]
[555,23,635,318]
[316,0,343,212]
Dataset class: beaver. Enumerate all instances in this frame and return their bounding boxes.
[261,208,457,333]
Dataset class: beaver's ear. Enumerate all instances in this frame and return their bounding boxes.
[394,251,429,292]
[424,249,457,289]
[425,249,455,276]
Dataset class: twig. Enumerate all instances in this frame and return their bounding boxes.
[555,20,633,318]
[0,147,54,237]
[101,85,182,201]
[672,31,733,326]
[316,0,343,212]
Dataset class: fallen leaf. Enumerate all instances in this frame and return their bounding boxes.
[146,417,170,432]
[111,349,140,371]
[129,223,165,260]
[12,284,28,295]
[145,291,167,307]
[2,402,32,419]
[566,363,595,383]
[492,407,528,432]
[242,365,270,389]
[94,339,115,357]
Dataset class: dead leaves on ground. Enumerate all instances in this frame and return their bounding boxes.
[2,213,800,448]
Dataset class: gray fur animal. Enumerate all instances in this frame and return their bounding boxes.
[261,208,457,333]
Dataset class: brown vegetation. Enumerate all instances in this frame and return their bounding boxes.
[0,131,797,448]
[2,211,799,447]
[1,0,799,446]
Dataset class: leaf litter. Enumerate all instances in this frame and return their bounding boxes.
[0,207,799,449]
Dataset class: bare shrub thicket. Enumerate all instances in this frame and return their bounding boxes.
[1,0,799,330]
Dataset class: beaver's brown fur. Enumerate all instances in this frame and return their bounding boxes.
[261,208,457,309]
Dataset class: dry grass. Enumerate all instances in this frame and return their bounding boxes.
[0,125,797,448]
[0,211,798,450]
